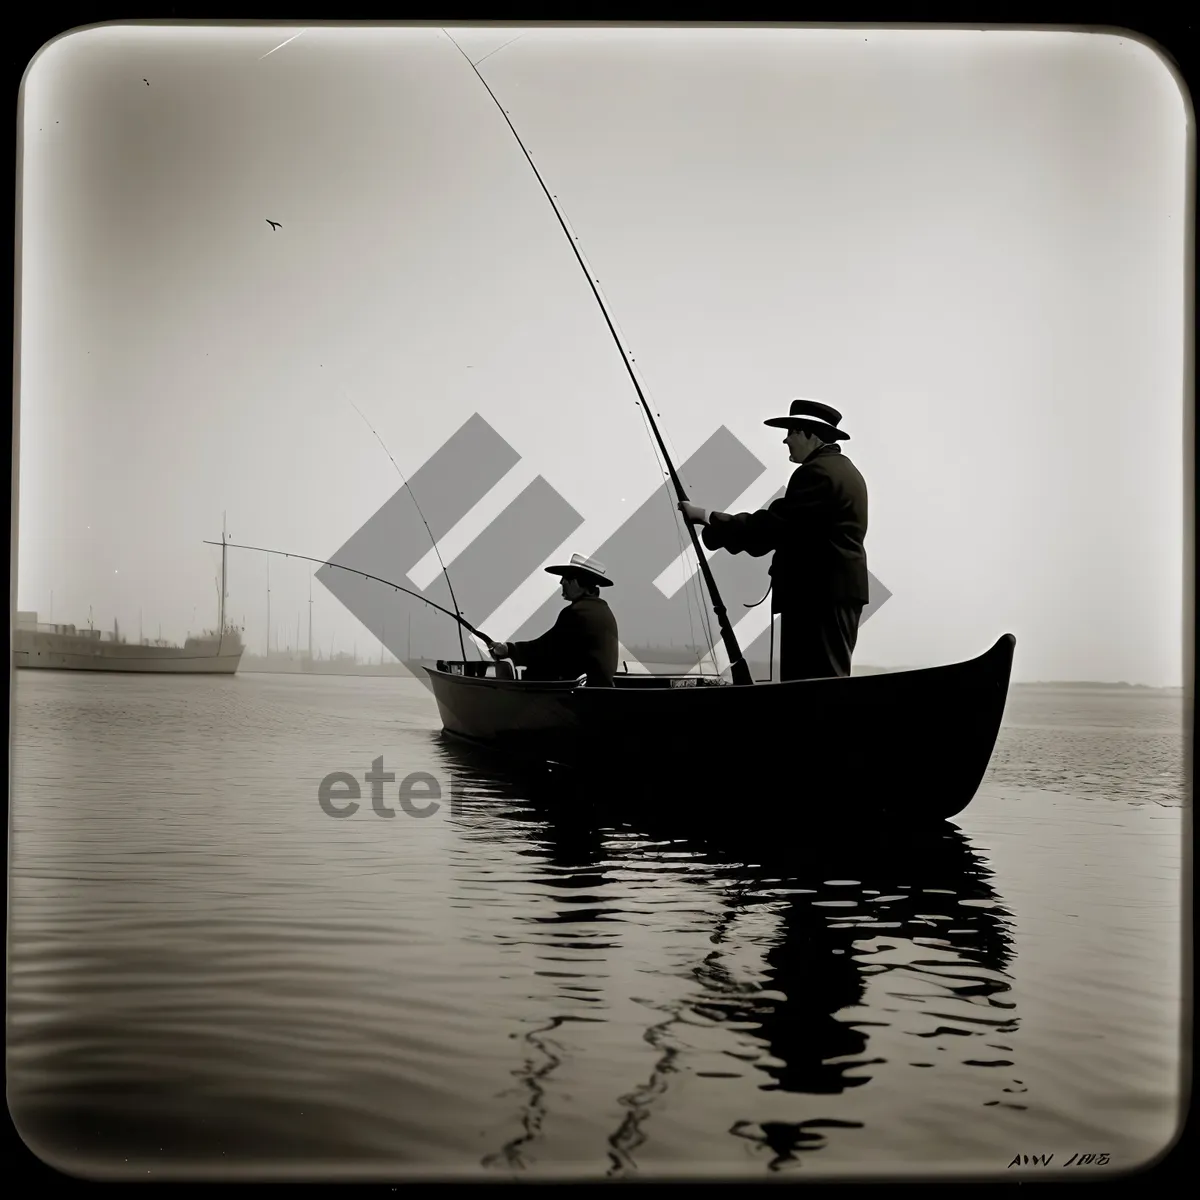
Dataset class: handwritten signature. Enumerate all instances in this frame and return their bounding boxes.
[1008,1153,1111,1168]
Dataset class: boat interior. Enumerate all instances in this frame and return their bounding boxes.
[432,659,732,689]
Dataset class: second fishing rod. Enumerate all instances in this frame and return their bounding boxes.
[207,396,492,662]
[345,396,470,663]
[203,536,494,649]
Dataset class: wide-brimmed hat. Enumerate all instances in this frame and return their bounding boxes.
[545,552,613,587]
[763,399,850,441]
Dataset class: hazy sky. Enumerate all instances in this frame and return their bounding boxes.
[16,24,1189,685]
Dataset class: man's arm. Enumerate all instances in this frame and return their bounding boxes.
[505,607,577,670]
[703,469,833,556]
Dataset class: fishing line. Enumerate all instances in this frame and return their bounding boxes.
[626,359,718,674]
[584,281,714,670]
[344,393,470,662]
[658,474,712,675]
[619,371,714,675]
[470,31,525,69]
[742,581,775,682]
[203,540,493,643]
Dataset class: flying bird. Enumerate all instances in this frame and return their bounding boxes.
[266,219,281,230]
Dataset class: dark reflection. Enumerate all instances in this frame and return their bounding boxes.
[481,1013,601,1171]
[605,998,682,1177]
[434,738,637,1171]
[730,1118,867,1169]
[434,733,1020,1174]
[697,824,1016,1098]
[435,737,611,871]
[434,736,737,1174]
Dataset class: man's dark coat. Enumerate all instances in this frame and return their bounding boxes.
[702,443,869,611]
[507,594,619,686]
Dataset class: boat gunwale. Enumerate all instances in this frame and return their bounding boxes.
[421,633,1016,697]
[420,667,586,694]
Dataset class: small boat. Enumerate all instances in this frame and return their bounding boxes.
[423,632,1016,823]
[406,72,1018,827]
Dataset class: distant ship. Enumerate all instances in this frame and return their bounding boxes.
[14,525,245,675]
[14,616,244,674]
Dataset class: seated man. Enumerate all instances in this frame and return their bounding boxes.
[486,554,619,687]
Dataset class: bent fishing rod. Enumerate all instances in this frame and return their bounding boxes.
[442,30,754,688]
[345,396,469,662]
[202,540,493,646]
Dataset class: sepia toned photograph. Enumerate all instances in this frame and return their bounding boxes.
[9,20,1191,1182]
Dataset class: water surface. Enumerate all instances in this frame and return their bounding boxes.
[7,671,1187,1179]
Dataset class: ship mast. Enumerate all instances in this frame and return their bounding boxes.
[218,512,228,654]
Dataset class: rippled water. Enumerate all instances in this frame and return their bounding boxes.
[7,671,1187,1180]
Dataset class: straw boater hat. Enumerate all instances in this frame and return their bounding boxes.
[762,399,850,441]
[545,553,613,588]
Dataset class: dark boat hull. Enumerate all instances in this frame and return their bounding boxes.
[423,634,1016,822]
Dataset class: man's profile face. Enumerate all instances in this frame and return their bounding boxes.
[562,576,587,601]
[783,426,821,463]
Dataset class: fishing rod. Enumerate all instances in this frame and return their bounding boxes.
[442,30,754,688]
[202,540,493,644]
[345,396,468,662]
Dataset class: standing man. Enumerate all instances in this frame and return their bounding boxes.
[679,399,868,681]
[486,553,619,687]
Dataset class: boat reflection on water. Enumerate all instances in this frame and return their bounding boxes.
[432,734,1021,1175]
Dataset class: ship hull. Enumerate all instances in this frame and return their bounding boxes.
[13,632,243,675]
[15,649,243,674]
